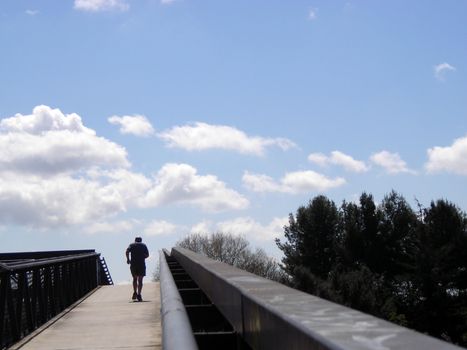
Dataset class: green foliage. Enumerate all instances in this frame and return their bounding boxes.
[276,195,339,280]
[276,192,467,347]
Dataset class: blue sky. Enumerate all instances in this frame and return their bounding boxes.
[1,0,466,283]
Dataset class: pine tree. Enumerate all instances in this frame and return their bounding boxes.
[413,200,467,344]
[276,195,340,292]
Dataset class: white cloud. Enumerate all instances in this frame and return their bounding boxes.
[26,10,39,16]
[143,163,249,212]
[108,115,155,137]
[216,216,288,241]
[85,220,135,234]
[243,170,346,194]
[307,153,328,167]
[0,105,141,227]
[0,105,129,175]
[0,106,251,228]
[190,220,213,234]
[0,132,129,175]
[0,160,248,227]
[242,172,282,193]
[143,220,178,236]
[370,151,414,174]
[74,0,129,12]
[308,8,317,20]
[426,135,467,175]
[281,170,346,192]
[88,168,152,207]
[158,122,296,156]
[190,216,288,242]
[86,164,248,213]
[1,105,94,135]
[0,173,126,227]
[308,150,369,173]
[161,0,177,4]
[434,62,456,81]
[329,151,369,172]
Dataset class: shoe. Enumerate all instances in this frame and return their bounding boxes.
[137,294,142,302]
[132,292,137,300]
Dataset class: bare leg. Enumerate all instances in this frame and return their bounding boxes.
[132,276,137,294]
[137,276,144,295]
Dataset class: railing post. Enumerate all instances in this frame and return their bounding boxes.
[34,268,46,325]
[93,257,98,288]
[0,273,8,348]
[6,275,19,343]
[30,269,38,331]
[21,271,34,334]
[15,272,25,339]
[54,265,62,312]
[45,266,55,317]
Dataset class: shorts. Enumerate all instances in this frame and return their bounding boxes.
[130,264,146,277]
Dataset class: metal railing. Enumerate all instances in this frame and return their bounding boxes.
[171,247,464,350]
[160,249,199,350]
[98,257,113,286]
[0,250,110,349]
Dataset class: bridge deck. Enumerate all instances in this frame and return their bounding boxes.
[12,283,161,350]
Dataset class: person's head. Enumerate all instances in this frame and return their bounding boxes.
[135,236,142,243]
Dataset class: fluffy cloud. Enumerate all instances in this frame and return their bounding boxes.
[1,105,93,135]
[308,151,369,173]
[190,216,288,242]
[0,162,247,227]
[143,220,178,236]
[434,62,456,81]
[190,220,213,234]
[370,151,414,174]
[73,0,129,12]
[243,170,346,194]
[85,220,135,235]
[426,135,467,175]
[0,173,126,227]
[0,105,129,175]
[307,153,328,167]
[241,173,281,193]
[281,171,346,192]
[87,168,153,207]
[0,106,247,228]
[216,216,288,241]
[158,122,296,156]
[108,115,155,137]
[143,163,249,212]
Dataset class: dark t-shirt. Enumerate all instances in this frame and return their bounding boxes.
[127,242,149,266]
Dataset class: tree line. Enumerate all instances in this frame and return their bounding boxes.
[176,232,287,282]
[276,191,467,346]
[175,191,466,346]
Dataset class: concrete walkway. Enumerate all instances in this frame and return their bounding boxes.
[14,283,162,350]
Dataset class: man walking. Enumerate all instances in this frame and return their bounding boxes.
[126,236,149,302]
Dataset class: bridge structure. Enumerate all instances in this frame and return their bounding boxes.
[1,248,464,350]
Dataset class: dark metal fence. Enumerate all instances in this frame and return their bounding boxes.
[0,250,111,349]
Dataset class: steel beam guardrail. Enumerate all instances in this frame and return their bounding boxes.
[160,249,199,350]
[172,247,463,350]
